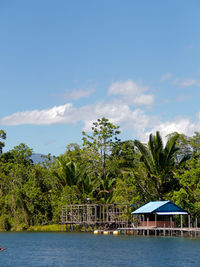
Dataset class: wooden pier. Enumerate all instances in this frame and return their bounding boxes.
[91,226,200,237]
[117,226,200,237]
[61,202,200,237]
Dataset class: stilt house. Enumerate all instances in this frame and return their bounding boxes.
[132,201,188,228]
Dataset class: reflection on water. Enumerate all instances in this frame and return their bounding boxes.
[0,232,199,266]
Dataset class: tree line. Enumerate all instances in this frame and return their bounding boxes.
[0,118,200,230]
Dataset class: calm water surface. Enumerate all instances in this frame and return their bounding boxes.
[0,232,199,266]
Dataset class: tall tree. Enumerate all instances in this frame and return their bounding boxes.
[82,117,120,180]
[0,130,6,154]
[134,131,189,200]
[172,151,200,218]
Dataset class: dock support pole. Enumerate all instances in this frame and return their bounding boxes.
[181,215,183,236]
[195,217,198,237]
[155,214,157,236]
[170,216,172,236]
[188,215,190,229]
[155,214,157,228]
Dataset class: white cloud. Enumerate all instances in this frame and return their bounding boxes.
[132,94,154,105]
[0,80,154,128]
[2,79,200,145]
[0,99,152,140]
[81,102,151,138]
[1,100,200,147]
[160,73,172,81]
[108,79,147,95]
[63,88,95,100]
[108,79,154,106]
[0,103,75,125]
[174,79,200,87]
[141,115,200,143]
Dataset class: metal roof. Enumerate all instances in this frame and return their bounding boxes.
[131,201,188,215]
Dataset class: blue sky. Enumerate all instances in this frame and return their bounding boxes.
[1,0,200,155]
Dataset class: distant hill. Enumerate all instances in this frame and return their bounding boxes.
[31,153,54,164]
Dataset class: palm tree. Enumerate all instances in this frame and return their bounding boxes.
[53,155,80,188]
[97,174,116,203]
[134,131,189,200]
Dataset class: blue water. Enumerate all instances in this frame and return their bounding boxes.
[0,232,199,266]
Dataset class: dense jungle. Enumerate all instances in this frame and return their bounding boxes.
[0,117,200,231]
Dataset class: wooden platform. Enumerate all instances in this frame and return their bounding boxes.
[117,226,200,237]
[61,204,131,230]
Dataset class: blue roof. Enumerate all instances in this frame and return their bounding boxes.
[131,201,188,215]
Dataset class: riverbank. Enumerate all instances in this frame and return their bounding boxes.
[27,224,64,232]
[6,224,80,232]
[0,224,66,232]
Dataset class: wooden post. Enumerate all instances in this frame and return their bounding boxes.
[147,216,149,236]
[71,205,73,223]
[169,216,172,236]
[180,215,183,236]
[155,214,157,228]
[78,205,79,224]
[106,205,108,222]
[95,205,97,226]
[127,205,129,227]
[99,205,101,223]
[61,206,64,231]
[188,215,190,229]
[195,217,197,237]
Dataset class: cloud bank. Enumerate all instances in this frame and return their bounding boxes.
[143,115,200,142]
[1,79,200,143]
[0,104,74,125]
[108,79,154,106]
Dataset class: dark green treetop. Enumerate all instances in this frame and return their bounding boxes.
[0,130,6,154]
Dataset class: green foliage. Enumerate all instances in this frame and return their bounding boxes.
[27,224,64,232]
[171,153,200,217]
[0,130,6,154]
[51,185,80,222]
[0,215,11,231]
[82,117,120,180]
[1,123,200,230]
[134,131,187,200]
[112,177,141,205]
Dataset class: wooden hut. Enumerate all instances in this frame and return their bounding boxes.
[132,201,188,228]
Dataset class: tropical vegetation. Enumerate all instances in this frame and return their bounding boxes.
[0,118,200,230]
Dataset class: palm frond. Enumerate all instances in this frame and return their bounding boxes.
[134,139,153,174]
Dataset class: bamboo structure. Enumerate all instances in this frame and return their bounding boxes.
[61,204,130,230]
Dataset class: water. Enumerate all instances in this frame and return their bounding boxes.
[0,232,199,266]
